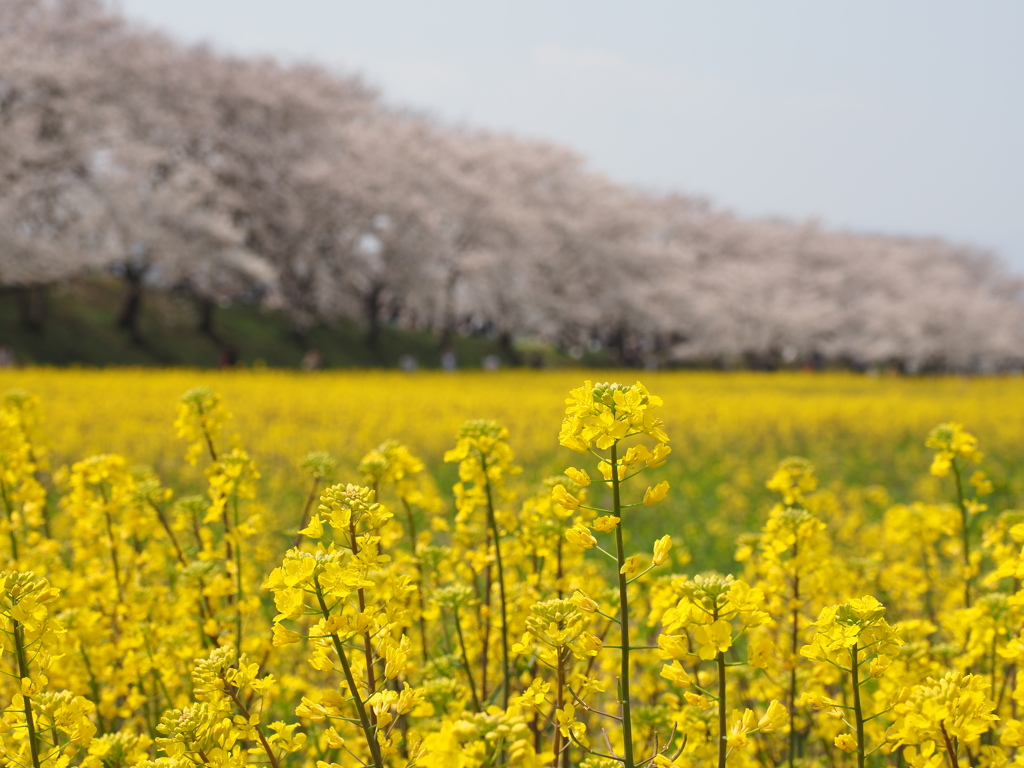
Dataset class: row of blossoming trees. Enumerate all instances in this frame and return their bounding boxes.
[0,380,1020,767]
[2,0,1023,370]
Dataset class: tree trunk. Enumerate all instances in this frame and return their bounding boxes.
[364,284,384,352]
[609,324,641,367]
[117,265,145,335]
[16,285,48,332]
[197,296,219,343]
[436,267,460,353]
[498,331,522,366]
[437,324,454,354]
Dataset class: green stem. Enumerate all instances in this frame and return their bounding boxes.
[348,519,378,730]
[789,544,800,768]
[195,404,219,464]
[144,634,176,717]
[21,437,53,541]
[453,607,482,712]
[716,604,727,768]
[293,477,320,549]
[553,648,565,768]
[220,671,280,768]
[991,631,998,715]
[232,494,243,652]
[102,506,124,604]
[401,498,430,665]
[80,646,106,734]
[610,442,635,768]
[0,480,19,562]
[556,536,564,600]
[40,499,52,542]
[952,460,971,608]
[851,643,865,768]
[314,578,384,768]
[14,620,42,768]
[137,672,157,738]
[480,560,491,701]
[940,722,959,768]
[481,453,511,710]
[148,499,186,565]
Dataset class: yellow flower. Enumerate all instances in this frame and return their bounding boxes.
[643,481,670,506]
[803,694,843,719]
[551,484,580,511]
[970,470,993,496]
[620,554,643,574]
[518,679,551,708]
[693,619,733,660]
[298,514,323,538]
[926,422,983,477]
[652,534,672,565]
[758,700,788,733]
[592,515,620,532]
[727,709,758,748]
[657,634,689,661]
[564,467,591,487]
[570,590,598,613]
[572,633,603,657]
[684,692,709,709]
[622,444,651,466]
[929,453,952,477]
[834,734,858,753]
[766,457,817,506]
[555,703,577,736]
[747,636,774,670]
[559,380,669,452]
[1000,719,1024,747]
[888,673,997,748]
[871,654,892,678]
[647,443,672,468]
[175,386,229,465]
[597,460,618,483]
[660,661,692,687]
[566,525,597,549]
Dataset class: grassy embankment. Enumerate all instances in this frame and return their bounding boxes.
[0,276,590,369]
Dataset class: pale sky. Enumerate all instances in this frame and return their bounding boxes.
[115,1,1024,272]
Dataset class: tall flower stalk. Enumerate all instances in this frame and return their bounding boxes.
[801,598,903,768]
[265,483,425,766]
[554,380,672,768]
[927,423,991,609]
[446,420,520,709]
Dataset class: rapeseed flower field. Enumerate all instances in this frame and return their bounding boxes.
[2,369,1022,567]
[0,369,1022,768]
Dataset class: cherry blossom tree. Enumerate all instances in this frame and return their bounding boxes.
[1,0,1021,370]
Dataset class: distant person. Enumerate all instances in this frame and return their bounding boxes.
[0,345,14,368]
[399,353,418,372]
[482,354,500,371]
[301,349,323,370]
[441,350,457,371]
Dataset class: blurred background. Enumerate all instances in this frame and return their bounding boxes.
[2,0,1022,372]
